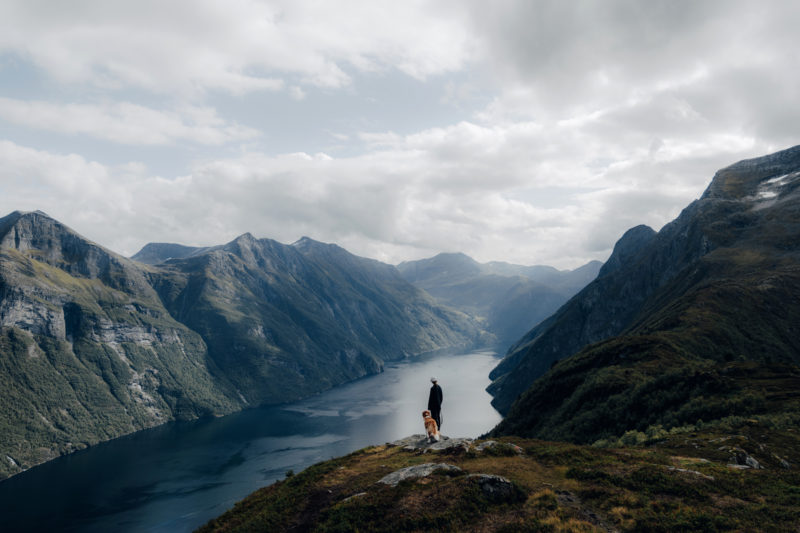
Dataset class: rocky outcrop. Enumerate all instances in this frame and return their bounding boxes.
[389,434,474,453]
[467,474,523,503]
[377,462,463,486]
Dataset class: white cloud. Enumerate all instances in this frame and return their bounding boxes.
[0,0,474,96]
[0,115,769,271]
[0,98,259,145]
[0,1,798,270]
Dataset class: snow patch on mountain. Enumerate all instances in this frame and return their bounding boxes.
[750,171,800,209]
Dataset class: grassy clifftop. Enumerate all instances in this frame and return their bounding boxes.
[199,426,800,532]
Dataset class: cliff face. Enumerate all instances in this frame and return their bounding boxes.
[0,212,479,479]
[0,211,238,479]
[489,145,800,442]
[487,203,710,414]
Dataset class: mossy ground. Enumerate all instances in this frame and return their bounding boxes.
[199,427,800,532]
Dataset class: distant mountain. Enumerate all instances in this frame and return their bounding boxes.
[489,145,800,443]
[131,242,208,264]
[146,235,482,406]
[397,252,602,345]
[0,213,479,479]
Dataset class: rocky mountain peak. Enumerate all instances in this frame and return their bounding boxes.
[597,224,656,278]
[219,232,262,262]
[291,235,315,248]
[291,236,344,256]
[291,236,364,269]
[701,144,800,201]
[131,242,207,265]
[1,209,94,264]
[488,144,800,421]
[0,210,70,251]
[229,232,257,247]
[0,209,153,296]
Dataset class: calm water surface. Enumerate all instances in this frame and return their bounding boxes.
[0,349,502,532]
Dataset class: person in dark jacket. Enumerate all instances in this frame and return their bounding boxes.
[427,377,443,431]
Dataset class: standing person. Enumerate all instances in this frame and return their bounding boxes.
[428,377,443,431]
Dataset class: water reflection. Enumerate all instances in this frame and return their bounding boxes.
[0,350,502,532]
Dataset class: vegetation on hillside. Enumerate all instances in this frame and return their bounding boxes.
[490,145,800,436]
[200,429,800,532]
[0,246,236,479]
[150,235,483,406]
[492,260,800,445]
[0,212,482,480]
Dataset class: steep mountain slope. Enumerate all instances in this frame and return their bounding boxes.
[0,213,479,480]
[489,145,800,442]
[488,225,658,413]
[397,253,601,345]
[0,211,239,480]
[147,235,481,405]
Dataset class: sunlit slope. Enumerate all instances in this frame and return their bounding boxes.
[149,234,483,406]
[0,211,237,479]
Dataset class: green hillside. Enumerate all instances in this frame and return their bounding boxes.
[149,235,482,406]
[199,430,800,532]
[489,145,800,429]
[0,215,238,479]
[0,212,480,480]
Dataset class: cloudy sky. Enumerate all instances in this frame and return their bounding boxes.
[0,0,797,269]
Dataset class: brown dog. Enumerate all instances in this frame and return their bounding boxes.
[422,409,440,442]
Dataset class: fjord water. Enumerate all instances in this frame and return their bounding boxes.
[0,349,502,532]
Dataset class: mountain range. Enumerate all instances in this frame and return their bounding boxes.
[5,144,800,531]
[195,144,800,533]
[0,212,480,479]
[489,144,800,443]
[397,253,601,346]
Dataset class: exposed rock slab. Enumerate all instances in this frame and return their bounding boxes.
[467,474,520,503]
[377,462,462,486]
[388,434,474,452]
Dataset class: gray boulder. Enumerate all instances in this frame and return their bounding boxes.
[467,474,522,503]
[377,463,462,487]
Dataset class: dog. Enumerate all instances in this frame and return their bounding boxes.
[422,409,440,442]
